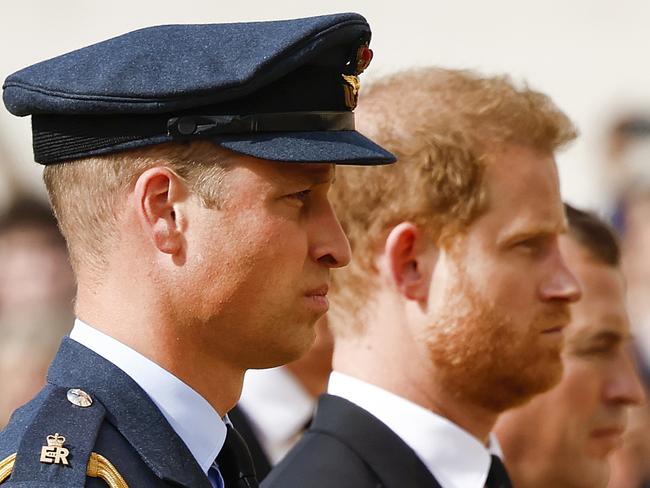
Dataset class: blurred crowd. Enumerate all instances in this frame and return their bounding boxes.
[1,108,649,488]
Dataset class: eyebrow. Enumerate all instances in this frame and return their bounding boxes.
[287,164,336,186]
[498,224,567,247]
[590,330,624,344]
[572,328,626,347]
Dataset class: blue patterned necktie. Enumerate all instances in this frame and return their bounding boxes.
[208,460,225,488]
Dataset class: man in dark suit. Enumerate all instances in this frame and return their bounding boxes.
[495,205,644,488]
[264,67,582,488]
[0,14,394,487]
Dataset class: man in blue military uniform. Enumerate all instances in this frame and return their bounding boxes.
[0,14,394,487]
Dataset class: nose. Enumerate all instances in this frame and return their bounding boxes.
[604,350,646,407]
[309,201,351,268]
[540,246,582,304]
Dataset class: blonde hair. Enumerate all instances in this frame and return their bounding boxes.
[43,140,232,275]
[330,67,577,334]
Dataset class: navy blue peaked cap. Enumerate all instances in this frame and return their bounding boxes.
[3,13,395,165]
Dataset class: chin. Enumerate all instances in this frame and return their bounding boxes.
[249,324,317,369]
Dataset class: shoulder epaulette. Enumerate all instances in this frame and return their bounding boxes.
[0,385,128,487]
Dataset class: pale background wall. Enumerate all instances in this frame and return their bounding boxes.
[1,0,649,212]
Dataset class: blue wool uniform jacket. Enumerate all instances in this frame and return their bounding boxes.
[262,394,443,488]
[0,338,254,487]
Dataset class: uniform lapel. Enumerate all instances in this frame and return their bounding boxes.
[311,395,443,488]
[47,338,212,488]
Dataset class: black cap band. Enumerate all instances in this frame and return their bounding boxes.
[168,111,354,137]
[32,111,355,165]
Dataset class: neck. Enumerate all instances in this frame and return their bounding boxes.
[76,281,244,417]
[333,324,497,444]
[285,349,331,398]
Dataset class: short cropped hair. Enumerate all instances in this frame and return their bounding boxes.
[43,140,232,275]
[565,203,621,267]
[329,67,577,334]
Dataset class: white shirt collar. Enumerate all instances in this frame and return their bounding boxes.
[328,371,502,488]
[238,366,315,463]
[69,319,226,474]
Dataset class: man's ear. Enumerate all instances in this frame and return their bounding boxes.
[383,222,438,303]
[134,167,187,255]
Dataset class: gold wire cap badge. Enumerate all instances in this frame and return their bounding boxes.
[341,43,372,110]
[342,74,361,110]
[40,433,70,465]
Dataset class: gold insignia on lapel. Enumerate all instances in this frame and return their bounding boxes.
[40,433,70,465]
[342,74,360,109]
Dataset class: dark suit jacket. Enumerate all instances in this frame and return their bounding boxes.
[229,405,272,480]
[0,337,256,487]
[263,394,442,488]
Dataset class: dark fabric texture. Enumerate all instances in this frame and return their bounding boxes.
[485,455,513,488]
[7,386,105,487]
[0,337,253,487]
[228,406,272,481]
[2,13,396,165]
[262,394,443,488]
[217,425,258,488]
[3,14,367,115]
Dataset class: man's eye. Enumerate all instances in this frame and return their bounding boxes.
[574,342,619,358]
[514,237,549,257]
[287,189,311,203]
[516,239,538,252]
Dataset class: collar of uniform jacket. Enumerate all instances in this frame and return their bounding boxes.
[69,319,226,474]
[47,336,214,487]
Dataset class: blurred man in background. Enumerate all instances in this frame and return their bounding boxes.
[495,204,645,488]
[264,67,581,488]
[0,197,75,427]
[0,198,74,313]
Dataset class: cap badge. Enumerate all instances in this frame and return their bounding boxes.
[342,74,361,110]
[40,433,70,466]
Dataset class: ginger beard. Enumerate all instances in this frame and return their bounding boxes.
[425,265,570,413]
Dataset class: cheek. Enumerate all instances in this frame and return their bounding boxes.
[561,361,602,412]
[552,361,603,439]
[223,212,310,286]
[453,246,535,311]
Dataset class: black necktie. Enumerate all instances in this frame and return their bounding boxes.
[216,424,259,488]
[485,455,512,488]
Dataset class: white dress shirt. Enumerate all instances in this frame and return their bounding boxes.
[238,366,315,464]
[328,371,503,488]
[69,319,227,475]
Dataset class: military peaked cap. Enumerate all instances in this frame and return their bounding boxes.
[3,13,395,165]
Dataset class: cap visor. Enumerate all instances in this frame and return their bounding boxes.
[212,130,395,165]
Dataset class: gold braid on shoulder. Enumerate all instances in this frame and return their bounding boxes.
[0,452,129,487]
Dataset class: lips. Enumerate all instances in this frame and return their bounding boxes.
[541,325,566,334]
[591,426,625,439]
[589,426,626,455]
[305,285,329,297]
[304,285,330,313]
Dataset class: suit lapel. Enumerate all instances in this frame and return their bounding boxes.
[229,405,272,480]
[311,395,443,488]
[47,338,212,488]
